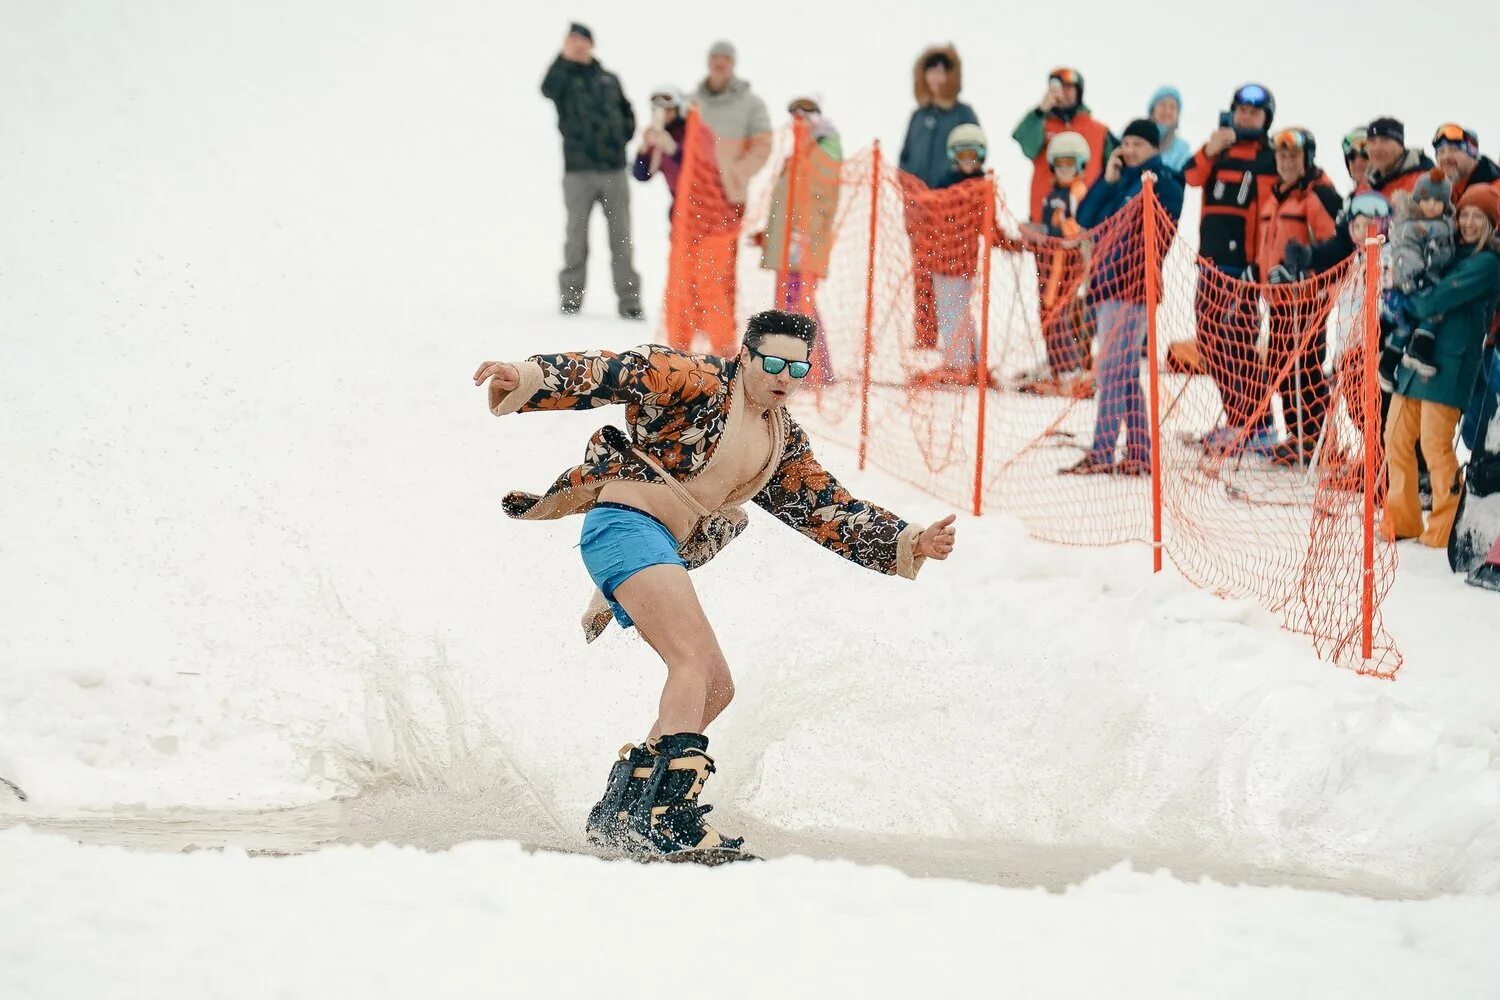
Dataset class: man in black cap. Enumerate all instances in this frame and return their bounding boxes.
[1365,117,1436,199]
[541,23,643,319]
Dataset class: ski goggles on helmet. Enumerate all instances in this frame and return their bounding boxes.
[787,99,820,116]
[948,144,987,162]
[748,346,811,379]
[1342,130,1369,160]
[1432,122,1479,153]
[1347,191,1391,219]
[1274,128,1311,151]
[1231,84,1271,109]
[1048,67,1081,86]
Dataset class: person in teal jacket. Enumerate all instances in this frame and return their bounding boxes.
[1385,184,1500,547]
[1147,86,1192,172]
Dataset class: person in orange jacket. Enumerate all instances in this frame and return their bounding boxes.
[1183,83,1281,454]
[1011,67,1116,226]
[1258,127,1343,464]
[1364,117,1436,200]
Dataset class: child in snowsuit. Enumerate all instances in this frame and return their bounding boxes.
[1022,130,1095,395]
[1381,169,1457,388]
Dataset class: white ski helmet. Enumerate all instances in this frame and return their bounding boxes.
[946,123,988,161]
[1046,130,1090,169]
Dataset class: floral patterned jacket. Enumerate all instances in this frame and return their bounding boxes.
[491,345,926,639]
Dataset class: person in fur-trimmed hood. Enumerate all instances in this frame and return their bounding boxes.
[472,311,958,862]
[899,45,980,190]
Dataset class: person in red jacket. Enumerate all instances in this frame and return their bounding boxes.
[1433,123,1500,203]
[1011,67,1116,225]
[1258,128,1343,464]
[1365,117,1436,199]
[1183,83,1280,453]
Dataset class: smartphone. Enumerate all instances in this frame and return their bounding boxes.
[1049,81,1063,99]
[1218,111,1233,129]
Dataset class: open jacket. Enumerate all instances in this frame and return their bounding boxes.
[491,345,927,638]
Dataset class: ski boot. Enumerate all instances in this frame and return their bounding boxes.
[584,742,655,854]
[626,732,747,860]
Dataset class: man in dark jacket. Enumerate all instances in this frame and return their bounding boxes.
[541,23,642,319]
[1183,83,1280,452]
[1060,120,1184,476]
[1364,117,1437,200]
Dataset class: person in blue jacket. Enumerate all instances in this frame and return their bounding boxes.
[1061,119,1185,476]
[1146,86,1192,172]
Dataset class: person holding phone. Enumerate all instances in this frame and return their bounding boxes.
[1012,67,1116,225]
[1182,83,1281,455]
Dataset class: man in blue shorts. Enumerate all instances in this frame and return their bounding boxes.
[473,310,957,859]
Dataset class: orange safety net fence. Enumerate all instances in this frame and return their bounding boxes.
[660,113,1401,676]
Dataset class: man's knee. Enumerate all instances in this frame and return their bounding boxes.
[708,666,734,708]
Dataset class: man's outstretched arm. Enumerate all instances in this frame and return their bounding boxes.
[752,419,956,578]
[473,349,650,415]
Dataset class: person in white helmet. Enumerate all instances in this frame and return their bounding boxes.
[1017,130,1096,397]
[631,86,687,218]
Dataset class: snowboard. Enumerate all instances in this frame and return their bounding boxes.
[638,847,761,867]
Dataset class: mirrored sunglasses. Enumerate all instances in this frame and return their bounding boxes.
[749,347,811,379]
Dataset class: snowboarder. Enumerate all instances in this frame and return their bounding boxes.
[472,310,958,861]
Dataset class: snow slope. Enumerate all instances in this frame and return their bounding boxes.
[3,3,1500,996]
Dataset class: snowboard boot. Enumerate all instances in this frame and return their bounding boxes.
[626,732,745,857]
[1402,328,1438,378]
[584,742,655,854]
[1378,345,1403,393]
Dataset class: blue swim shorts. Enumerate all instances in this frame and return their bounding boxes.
[579,502,685,629]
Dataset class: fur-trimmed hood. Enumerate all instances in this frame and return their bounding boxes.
[912,44,962,106]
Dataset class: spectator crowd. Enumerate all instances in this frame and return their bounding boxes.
[539,23,1500,555]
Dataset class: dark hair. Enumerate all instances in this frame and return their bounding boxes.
[922,53,954,72]
[743,310,818,351]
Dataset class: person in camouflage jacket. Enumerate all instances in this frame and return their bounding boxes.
[473,310,957,860]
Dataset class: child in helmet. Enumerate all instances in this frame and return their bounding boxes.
[1381,169,1457,386]
[913,123,998,381]
[1019,130,1096,396]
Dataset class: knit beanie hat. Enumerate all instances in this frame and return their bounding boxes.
[1367,117,1404,146]
[1122,119,1161,148]
[1458,184,1500,230]
[1147,85,1182,115]
[1412,168,1453,207]
[568,22,593,42]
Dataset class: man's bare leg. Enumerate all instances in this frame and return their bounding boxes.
[612,563,735,738]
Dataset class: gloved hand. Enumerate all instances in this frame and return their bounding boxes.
[1268,264,1295,285]
[1283,240,1313,276]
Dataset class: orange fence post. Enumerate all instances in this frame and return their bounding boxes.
[858,142,880,471]
[971,174,996,517]
[1361,236,1381,661]
[1143,174,1164,573]
[663,108,700,350]
[777,119,807,310]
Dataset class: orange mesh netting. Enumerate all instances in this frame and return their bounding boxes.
[661,124,1401,676]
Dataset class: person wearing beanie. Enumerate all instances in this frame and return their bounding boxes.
[1011,67,1116,224]
[1385,183,1500,548]
[1147,86,1192,171]
[753,93,844,384]
[472,311,959,860]
[899,44,980,350]
[1433,123,1500,203]
[1060,119,1184,476]
[1382,167,1459,387]
[1183,83,1280,454]
[684,40,772,355]
[1364,116,1436,198]
[542,22,643,319]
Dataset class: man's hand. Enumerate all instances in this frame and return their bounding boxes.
[916,514,957,561]
[1104,148,1125,183]
[1038,87,1059,113]
[473,360,520,391]
[1204,127,1236,157]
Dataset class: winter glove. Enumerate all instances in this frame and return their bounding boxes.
[1283,240,1313,276]
[1268,264,1296,285]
